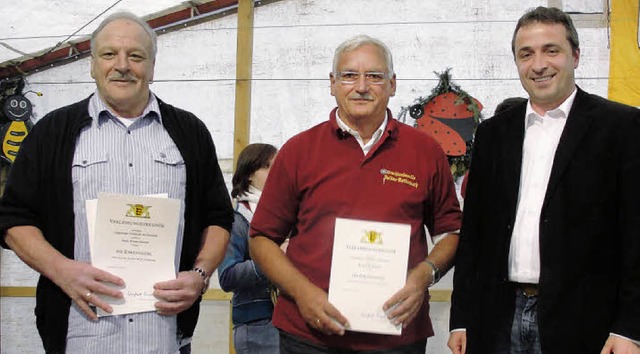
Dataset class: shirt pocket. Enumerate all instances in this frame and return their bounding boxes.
[152,149,186,193]
[72,152,109,200]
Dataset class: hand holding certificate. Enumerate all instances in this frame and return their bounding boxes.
[90,193,180,316]
[328,217,410,335]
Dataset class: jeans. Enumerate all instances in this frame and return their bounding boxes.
[233,318,280,354]
[179,343,191,354]
[279,331,427,354]
[509,291,542,354]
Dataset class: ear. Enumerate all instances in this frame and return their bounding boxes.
[389,73,397,97]
[330,72,337,97]
[151,58,156,81]
[573,48,580,69]
[90,56,96,79]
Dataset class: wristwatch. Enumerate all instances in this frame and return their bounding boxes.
[424,260,441,287]
[192,267,210,295]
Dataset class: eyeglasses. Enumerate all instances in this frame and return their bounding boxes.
[335,71,388,85]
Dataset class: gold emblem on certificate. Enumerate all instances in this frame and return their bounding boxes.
[361,230,383,244]
[126,204,151,218]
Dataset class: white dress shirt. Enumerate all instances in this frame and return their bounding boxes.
[508,89,576,284]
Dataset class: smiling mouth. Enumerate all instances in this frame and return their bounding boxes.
[532,75,554,83]
[9,111,28,117]
[349,96,373,102]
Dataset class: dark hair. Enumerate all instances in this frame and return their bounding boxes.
[495,97,527,115]
[231,143,277,198]
[511,7,580,56]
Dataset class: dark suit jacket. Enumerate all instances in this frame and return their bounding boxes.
[450,88,640,354]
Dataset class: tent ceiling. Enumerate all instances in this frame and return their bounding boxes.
[0,0,241,79]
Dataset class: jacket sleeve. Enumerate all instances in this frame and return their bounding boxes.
[217,212,268,292]
[610,107,640,340]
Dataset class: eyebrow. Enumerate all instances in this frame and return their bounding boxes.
[518,42,561,52]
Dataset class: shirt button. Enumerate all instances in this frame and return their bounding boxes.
[82,160,88,165]
[127,130,131,134]
[160,153,166,158]
[128,163,133,167]
[129,318,133,323]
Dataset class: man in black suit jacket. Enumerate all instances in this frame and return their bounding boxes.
[448,7,640,354]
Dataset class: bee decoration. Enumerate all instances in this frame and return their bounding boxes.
[1,95,35,164]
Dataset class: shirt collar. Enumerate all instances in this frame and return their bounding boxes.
[88,91,162,127]
[525,87,577,125]
[335,109,388,146]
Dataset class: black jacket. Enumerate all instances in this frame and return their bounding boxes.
[451,88,640,353]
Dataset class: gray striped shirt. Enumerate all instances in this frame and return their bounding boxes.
[66,92,187,353]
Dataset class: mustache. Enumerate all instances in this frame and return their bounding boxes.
[108,73,138,82]
[348,94,373,100]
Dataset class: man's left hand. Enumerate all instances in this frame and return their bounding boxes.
[601,335,640,354]
[382,262,430,328]
[153,271,203,316]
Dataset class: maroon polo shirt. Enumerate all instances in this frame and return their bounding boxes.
[250,108,461,350]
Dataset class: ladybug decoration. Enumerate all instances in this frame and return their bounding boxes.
[1,95,34,164]
[417,92,482,156]
[408,104,424,119]
[399,69,483,178]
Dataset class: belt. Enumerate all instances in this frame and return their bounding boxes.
[514,283,539,297]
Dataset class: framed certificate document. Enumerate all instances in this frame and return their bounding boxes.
[328,217,410,335]
[91,193,181,316]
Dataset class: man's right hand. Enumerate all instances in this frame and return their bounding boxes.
[54,258,125,320]
[5,225,124,320]
[293,282,349,336]
[249,235,349,335]
[448,330,467,354]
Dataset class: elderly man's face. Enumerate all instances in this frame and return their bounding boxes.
[330,44,396,126]
[91,19,155,118]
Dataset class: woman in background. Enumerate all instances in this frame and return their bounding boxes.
[218,143,279,354]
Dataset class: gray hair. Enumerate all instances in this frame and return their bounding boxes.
[90,10,157,60]
[332,35,394,75]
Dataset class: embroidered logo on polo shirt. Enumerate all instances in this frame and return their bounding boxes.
[361,230,383,245]
[380,168,419,189]
[126,204,152,218]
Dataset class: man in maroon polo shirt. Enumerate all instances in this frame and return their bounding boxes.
[249,35,462,354]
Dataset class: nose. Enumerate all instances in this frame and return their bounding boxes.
[114,52,130,73]
[354,74,370,93]
[531,53,547,73]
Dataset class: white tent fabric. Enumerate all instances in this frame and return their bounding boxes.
[1,0,192,63]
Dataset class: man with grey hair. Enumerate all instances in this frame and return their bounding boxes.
[249,34,461,353]
[0,11,233,353]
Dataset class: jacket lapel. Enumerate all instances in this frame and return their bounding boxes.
[544,88,596,206]
[500,105,527,223]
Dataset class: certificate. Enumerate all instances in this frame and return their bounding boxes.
[328,218,410,335]
[91,193,180,316]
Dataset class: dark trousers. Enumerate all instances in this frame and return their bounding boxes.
[279,331,427,354]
